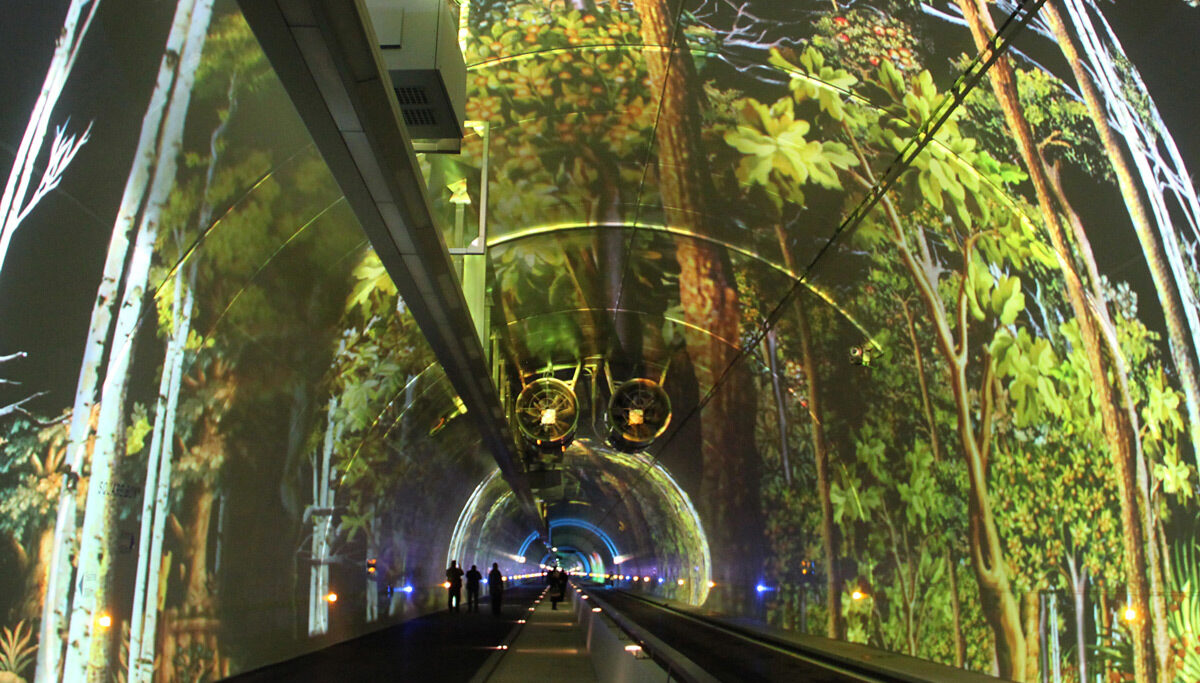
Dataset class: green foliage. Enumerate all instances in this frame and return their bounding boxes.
[0,620,36,677]
[1168,535,1200,679]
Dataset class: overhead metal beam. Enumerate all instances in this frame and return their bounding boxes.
[236,0,545,535]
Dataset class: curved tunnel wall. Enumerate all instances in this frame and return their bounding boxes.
[0,0,1198,682]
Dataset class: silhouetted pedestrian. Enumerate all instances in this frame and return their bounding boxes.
[466,564,482,612]
[446,561,464,611]
[549,568,567,610]
[488,563,504,615]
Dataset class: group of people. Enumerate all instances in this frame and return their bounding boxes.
[445,561,505,615]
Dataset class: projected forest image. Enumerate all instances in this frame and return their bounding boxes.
[1,0,1199,681]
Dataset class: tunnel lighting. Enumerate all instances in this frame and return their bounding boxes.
[657,578,664,584]
[96,613,113,629]
[592,607,601,613]
[517,619,526,624]
[677,579,685,586]
[625,644,647,659]
[325,592,338,603]
[643,576,650,582]
[852,590,865,601]
[1124,606,1137,622]
[581,595,588,600]
[529,607,536,611]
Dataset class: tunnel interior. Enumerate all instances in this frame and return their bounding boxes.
[1,0,1199,681]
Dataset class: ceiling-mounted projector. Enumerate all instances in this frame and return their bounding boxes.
[515,378,579,451]
[365,0,466,153]
[607,378,671,452]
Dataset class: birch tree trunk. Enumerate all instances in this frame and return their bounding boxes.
[131,64,236,681]
[1057,0,1200,471]
[309,396,340,636]
[61,1,213,679]
[0,0,99,276]
[35,2,199,679]
[127,260,195,683]
[1043,2,1200,481]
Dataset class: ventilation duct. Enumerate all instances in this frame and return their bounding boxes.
[365,0,466,153]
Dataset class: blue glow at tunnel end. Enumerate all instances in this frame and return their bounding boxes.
[517,518,620,560]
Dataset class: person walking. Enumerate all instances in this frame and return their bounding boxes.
[445,560,464,612]
[488,563,504,616]
[465,564,483,612]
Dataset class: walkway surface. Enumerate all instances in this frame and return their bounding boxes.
[228,586,541,682]
[474,585,598,683]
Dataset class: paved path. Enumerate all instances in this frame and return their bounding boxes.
[477,585,598,682]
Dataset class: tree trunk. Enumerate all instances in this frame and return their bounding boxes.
[129,260,196,683]
[1065,555,1088,683]
[1059,0,1200,473]
[35,2,199,677]
[309,396,339,636]
[132,62,236,681]
[61,2,212,679]
[633,0,762,610]
[763,330,791,486]
[1023,590,1041,683]
[953,1,1158,679]
[772,223,842,640]
[0,0,99,275]
[946,548,965,668]
[1043,4,1200,473]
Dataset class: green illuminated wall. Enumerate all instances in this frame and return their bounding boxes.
[1,0,1198,682]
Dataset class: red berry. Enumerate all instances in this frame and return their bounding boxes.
[837,32,850,42]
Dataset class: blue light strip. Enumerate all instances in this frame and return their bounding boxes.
[516,518,620,559]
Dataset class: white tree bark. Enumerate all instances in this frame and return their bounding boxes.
[34,2,200,680]
[0,0,99,276]
[366,515,379,623]
[128,61,237,682]
[1061,0,1200,466]
[308,396,341,637]
[126,259,195,683]
[59,1,213,679]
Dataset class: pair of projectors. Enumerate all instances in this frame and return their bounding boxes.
[514,377,672,453]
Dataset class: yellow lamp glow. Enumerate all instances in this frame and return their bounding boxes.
[852,590,865,601]
[1124,606,1137,622]
[97,614,113,629]
[325,592,338,603]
